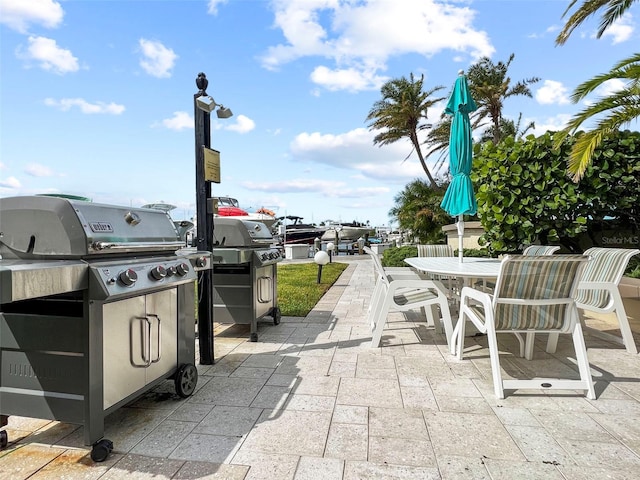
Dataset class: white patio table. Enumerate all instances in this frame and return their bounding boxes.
[403,256,501,283]
[404,256,502,350]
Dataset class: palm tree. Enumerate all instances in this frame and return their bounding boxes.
[423,55,538,160]
[388,179,450,243]
[555,1,639,181]
[366,73,445,186]
[466,54,540,144]
[556,0,637,46]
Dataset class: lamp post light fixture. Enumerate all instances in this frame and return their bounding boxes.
[326,242,335,263]
[194,72,233,365]
[314,250,330,284]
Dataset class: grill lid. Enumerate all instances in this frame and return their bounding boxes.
[212,218,274,247]
[0,196,183,259]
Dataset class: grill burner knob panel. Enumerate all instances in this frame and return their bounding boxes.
[150,265,167,280]
[176,263,190,276]
[118,269,138,286]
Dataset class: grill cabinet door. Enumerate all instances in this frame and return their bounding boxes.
[102,289,178,410]
[103,296,147,409]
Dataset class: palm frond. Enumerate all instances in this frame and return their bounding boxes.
[556,0,611,45]
[599,0,637,38]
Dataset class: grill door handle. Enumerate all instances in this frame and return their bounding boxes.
[257,276,272,303]
[147,314,162,363]
[141,317,152,366]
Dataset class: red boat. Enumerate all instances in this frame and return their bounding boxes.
[215,197,249,217]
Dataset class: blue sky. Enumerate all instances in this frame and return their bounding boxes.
[0,0,637,228]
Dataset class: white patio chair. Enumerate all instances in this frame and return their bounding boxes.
[455,255,595,399]
[365,249,452,348]
[523,245,561,256]
[369,275,452,349]
[548,247,639,354]
[363,245,424,324]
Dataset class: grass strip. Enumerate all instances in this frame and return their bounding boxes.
[277,262,349,317]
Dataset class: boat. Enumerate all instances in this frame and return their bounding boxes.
[321,221,374,242]
[272,216,327,244]
[215,196,250,217]
[214,197,277,228]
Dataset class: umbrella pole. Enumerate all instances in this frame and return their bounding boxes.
[457,214,464,262]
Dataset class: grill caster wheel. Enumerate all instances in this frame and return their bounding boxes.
[91,439,113,462]
[1,430,8,449]
[271,307,281,326]
[250,332,258,342]
[175,363,198,398]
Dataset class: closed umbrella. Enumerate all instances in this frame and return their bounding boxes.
[440,70,478,262]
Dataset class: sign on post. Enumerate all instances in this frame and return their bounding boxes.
[203,147,221,183]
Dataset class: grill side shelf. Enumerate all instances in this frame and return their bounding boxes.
[0,260,88,303]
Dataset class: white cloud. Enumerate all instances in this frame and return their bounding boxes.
[289,127,432,182]
[25,163,54,177]
[17,36,79,74]
[260,0,494,92]
[0,176,21,188]
[535,80,570,105]
[601,14,634,44]
[594,78,626,97]
[138,39,178,78]
[225,115,256,134]
[310,65,388,92]
[527,114,572,137]
[0,0,63,33]
[207,0,228,15]
[160,111,193,131]
[44,98,126,114]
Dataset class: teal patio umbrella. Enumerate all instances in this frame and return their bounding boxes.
[440,71,478,262]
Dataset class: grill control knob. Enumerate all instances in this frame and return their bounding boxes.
[196,256,207,268]
[176,262,190,276]
[166,266,177,276]
[150,265,167,280]
[118,269,138,286]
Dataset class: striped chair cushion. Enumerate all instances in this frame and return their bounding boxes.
[471,304,570,331]
[394,289,438,306]
[417,244,454,257]
[493,255,585,331]
[574,247,639,309]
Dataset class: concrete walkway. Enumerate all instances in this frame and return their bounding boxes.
[2,255,640,479]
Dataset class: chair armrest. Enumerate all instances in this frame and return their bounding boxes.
[578,281,618,291]
[460,286,492,307]
[387,279,448,298]
[459,286,492,334]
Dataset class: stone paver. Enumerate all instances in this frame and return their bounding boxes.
[1,255,640,478]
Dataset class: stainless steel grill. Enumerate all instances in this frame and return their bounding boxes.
[0,195,211,461]
[211,218,283,342]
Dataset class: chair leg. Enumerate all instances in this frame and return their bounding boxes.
[439,300,453,348]
[572,323,596,399]
[524,332,535,360]
[546,332,559,354]
[613,301,638,354]
[370,299,392,348]
[368,282,385,330]
[426,304,442,333]
[455,308,467,359]
[485,322,505,399]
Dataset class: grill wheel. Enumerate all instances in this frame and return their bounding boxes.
[175,363,198,397]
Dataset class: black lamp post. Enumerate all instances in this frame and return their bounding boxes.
[193,72,214,365]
